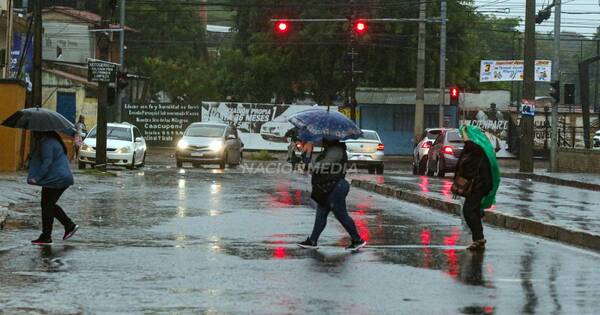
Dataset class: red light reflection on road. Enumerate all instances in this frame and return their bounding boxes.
[353,209,371,241]
[441,180,453,199]
[418,176,430,193]
[273,247,287,259]
[421,228,432,269]
[443,227,461,278]
[483,306,494,314]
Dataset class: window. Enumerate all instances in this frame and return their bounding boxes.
[133,127,142,140]
[446,130,463,143]
[433,133,444,145]
[87,126,132,141]
[185,125,226,138]
[360,131,380,141]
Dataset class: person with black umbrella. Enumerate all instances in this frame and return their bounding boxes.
[2,107,80,245]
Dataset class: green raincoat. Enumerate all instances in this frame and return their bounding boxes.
[459,125,501,211]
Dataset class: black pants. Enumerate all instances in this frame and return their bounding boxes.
[463,193,485,241]
[41,187,73,238]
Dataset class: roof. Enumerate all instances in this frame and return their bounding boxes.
[43,6,138,32]
[43,68,98,87]
[206,24,232,33]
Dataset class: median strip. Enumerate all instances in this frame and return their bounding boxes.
[351,179,600,252]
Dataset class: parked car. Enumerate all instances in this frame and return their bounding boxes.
[425,128,464,177]
[78,122,147,170]
[345,129,385,174]
[413,128,444,175]
[176,122,244,169]
[594,130,600,149]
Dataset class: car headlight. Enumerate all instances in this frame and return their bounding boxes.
[115,147,130,154]
[177,139,188,150]
[81,144,94,152]
[209,141,223,151]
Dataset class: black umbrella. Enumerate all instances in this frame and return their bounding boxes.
[1,107,74,131]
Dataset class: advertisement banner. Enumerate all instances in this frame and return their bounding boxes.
[202,102,337,151]
[460,110,515,158]
[480,60,552,82]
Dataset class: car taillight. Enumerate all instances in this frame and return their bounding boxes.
[442,146,454,155]
[377,143,385,151]
[421,141,431,149]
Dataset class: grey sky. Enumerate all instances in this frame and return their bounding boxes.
[474,0,599,37]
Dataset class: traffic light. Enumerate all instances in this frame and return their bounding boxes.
[449,86,459,106]
[274,20,290,34]
[116,71,128,90]
[353,20,367,35]
[550,81,560,103]
[564,83,575,104]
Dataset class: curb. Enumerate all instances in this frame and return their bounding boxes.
[502,172,600,192]
[351,179,600,252]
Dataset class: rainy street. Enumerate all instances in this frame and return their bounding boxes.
[1,153,600,314]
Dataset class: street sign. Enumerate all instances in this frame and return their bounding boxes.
[521,99,536,117]
[87,59,118,83]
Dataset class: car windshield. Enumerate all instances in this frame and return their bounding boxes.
[185,125,226,137]
[426,129,442,139]
[360,131,379,141]
[87,126,132,141]
[447,130,463,143]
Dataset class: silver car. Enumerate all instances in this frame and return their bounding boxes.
[175,122,244,169]
[345,130,385,174]
[413,128,444,175]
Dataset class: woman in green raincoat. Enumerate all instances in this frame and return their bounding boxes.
[455,125,500,251]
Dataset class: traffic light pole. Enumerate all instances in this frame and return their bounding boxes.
[95,1,111,171]
[550,0,560,172]
[520,0,536,173]
[414,0,427,142]
[438,0,447,128]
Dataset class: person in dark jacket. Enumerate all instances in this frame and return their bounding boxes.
[297,140,367,251]
[455,140,493,251]
[28,131,79,245]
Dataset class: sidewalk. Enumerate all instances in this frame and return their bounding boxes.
[0,172,40,230]
[350,173,600,251]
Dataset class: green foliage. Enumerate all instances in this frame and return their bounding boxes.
[246,150,278,161]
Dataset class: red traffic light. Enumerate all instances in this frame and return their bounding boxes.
[449,87,459,105]
[354,20,367,34]
[275,20,289,33]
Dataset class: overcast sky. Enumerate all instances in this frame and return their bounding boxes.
[474,0,599,37]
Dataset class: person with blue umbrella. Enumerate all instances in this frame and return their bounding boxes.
[289,109,367,251]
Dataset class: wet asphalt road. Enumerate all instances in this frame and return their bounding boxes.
[1,160,600,314]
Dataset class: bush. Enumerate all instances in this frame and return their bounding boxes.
[246,150,278,161]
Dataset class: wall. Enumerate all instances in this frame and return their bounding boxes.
[43,22,93,64]
[0,80,28,171]
[42,71,97,127]
[557,148,600,173]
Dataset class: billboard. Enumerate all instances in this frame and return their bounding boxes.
[480,60,552,82]
[460,110,515,158]
[202,102,337,151]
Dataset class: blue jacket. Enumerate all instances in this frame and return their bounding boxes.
[27,136,74,188]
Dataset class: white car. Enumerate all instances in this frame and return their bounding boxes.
[345,130,385,174]
[260,115,293,143]
[594,130,600,149]
[78,122,147,170]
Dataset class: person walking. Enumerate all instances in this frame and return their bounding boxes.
[73,115,87,159]
[452,126,500,251]
[28,131,80,245]
[297,139,367,251]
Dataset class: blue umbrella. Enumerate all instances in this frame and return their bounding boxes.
[288,108,362,142]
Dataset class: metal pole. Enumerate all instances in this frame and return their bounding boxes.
[32,0,42,107]
[3,0,14,78]
[96,1,111,170]
[550,0,560,172]
[414,0,426,142]
[438,0,446,128]
[116,0,126,122]
[520,0,536,173]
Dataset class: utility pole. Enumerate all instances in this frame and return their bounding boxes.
[520,0,536,173]
[414,0,426,141]
[32,0,42,107]
[438,0,447,128]
[2,0,14,78]
[95,1,111,170]
[116,0,126,122]
[550,0,560,172]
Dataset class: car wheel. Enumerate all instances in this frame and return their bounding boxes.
[375,165,384,175]
[436,157,445,178]
[140,153,146,167]
[426,158,435,176]
[412,162,418,175]
[176,159,183,168]
[418,156,428,175]
[78,161,86,170]
[128,155,136,170]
